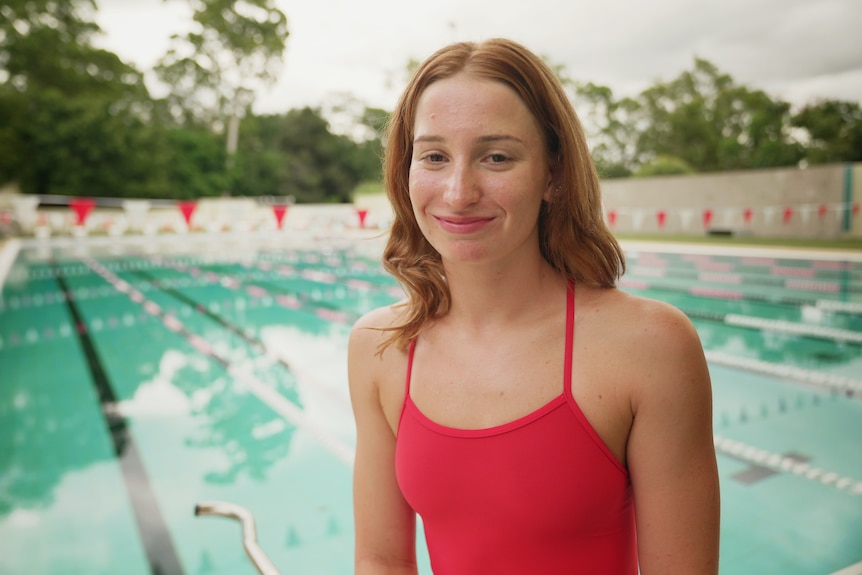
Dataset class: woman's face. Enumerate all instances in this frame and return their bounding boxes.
[408,72,552,268]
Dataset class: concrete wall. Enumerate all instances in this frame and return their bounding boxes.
[600,163,860,239]
[1,163,859,240]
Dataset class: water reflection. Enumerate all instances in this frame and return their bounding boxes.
[0,285,309,523]
[695,320,862,384]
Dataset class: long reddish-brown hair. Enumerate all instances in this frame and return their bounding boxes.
[381,38,624,351]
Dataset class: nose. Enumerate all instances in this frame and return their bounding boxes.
[443,163,480,209]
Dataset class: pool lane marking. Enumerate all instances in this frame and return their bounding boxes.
[816,299,862,314]
[228,363,354,466]
[147,255,361,325]
[830,559,862,575]
[723,314,862,344]
[628,249,862,271]
[253,256,404,298]
[620,274,862,310]
[714,435,862,497]
[625,257,862,298]
[52,261,186,575]
[126,267,351,413]
[83,257,356,467]
[682,305,861,346]
[620,281,862,345]
[706,350,862,397]
[3,253,405,315]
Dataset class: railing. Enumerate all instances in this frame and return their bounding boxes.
[194,501,281,575]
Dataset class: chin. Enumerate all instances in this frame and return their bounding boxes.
[438,242,493,265]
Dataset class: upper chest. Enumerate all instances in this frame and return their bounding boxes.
[379,290,638,464]
[406,314,567,429]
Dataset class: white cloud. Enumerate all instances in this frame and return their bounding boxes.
[117,349,192,417]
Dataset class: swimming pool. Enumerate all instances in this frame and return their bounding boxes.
[1,233,860,574]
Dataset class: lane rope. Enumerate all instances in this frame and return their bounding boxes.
[82,256,356,468]
[714,435,862,497]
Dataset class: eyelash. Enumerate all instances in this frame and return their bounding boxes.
[419,152,510,164]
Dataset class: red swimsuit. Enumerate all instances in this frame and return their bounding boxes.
[395,284,638,574]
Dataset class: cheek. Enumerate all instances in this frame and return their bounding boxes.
[407,168,431,231]
[408,168,437,209]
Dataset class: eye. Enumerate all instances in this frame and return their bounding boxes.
[487,153,509,164]
[417,151,445,163]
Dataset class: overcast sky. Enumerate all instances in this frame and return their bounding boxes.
[94,0,862,115]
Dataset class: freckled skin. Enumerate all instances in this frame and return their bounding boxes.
[408,73,553,269]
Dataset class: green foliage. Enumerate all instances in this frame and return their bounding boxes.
[232,108,377,203]
[573,82,638,174]
[569,58,812,176]
[634,155,696,178]
[793,100,862,164]
[0,0,168,198]
[161,127,229,198]
[629,58,803,173]
[0,89,168,197]
[0,0,146,99]
[1,1,859,202]
[155,0,288,126]
[353,181,385,197]
[594,159,632,179]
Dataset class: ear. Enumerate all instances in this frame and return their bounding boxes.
[542,167,558,202]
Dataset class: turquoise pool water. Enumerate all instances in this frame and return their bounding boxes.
[0,235,860,574]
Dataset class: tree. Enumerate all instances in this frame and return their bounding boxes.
[571,82,637,178]
[632,58,730,171]
[160,127,230,199]
[793,100,862,164]
[320,94,388,186]
[0,0,162,196]
[1,90,171,197]
[634,155,696,178]
[233,108,374,203]
[0,0,146,99]
[629,58,802,173]
[155,0,289,180]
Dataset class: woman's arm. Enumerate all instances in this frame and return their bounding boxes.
[625,300,720,574]
[348,312,419,574]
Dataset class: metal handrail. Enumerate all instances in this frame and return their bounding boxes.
[194,501,281,575]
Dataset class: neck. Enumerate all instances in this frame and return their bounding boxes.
[442,257,567,331]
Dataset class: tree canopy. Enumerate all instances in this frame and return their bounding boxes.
[0,1,859,201]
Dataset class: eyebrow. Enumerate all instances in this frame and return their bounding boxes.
[413,134,526,145]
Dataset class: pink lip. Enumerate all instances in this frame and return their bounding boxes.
[433,215,494,234]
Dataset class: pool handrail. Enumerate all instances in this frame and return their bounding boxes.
[194,501,281,575]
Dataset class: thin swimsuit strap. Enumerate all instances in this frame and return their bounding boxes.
[563,278,575,401]
[404,280,575,397]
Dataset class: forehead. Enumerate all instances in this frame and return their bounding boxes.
[413,73,541,140]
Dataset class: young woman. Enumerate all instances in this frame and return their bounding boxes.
[348,38,720,574]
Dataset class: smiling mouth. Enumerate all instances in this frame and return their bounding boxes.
[433,215,494,233]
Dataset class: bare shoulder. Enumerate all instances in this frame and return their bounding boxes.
[348,302,411,432]
[595,288,702,354]
[589,288,709,403]
[349,301,408,356]
[354,301,407,330]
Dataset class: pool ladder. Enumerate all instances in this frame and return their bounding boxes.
[195,501,280,575]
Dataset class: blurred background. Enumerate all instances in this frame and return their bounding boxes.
[1,2,861,575]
